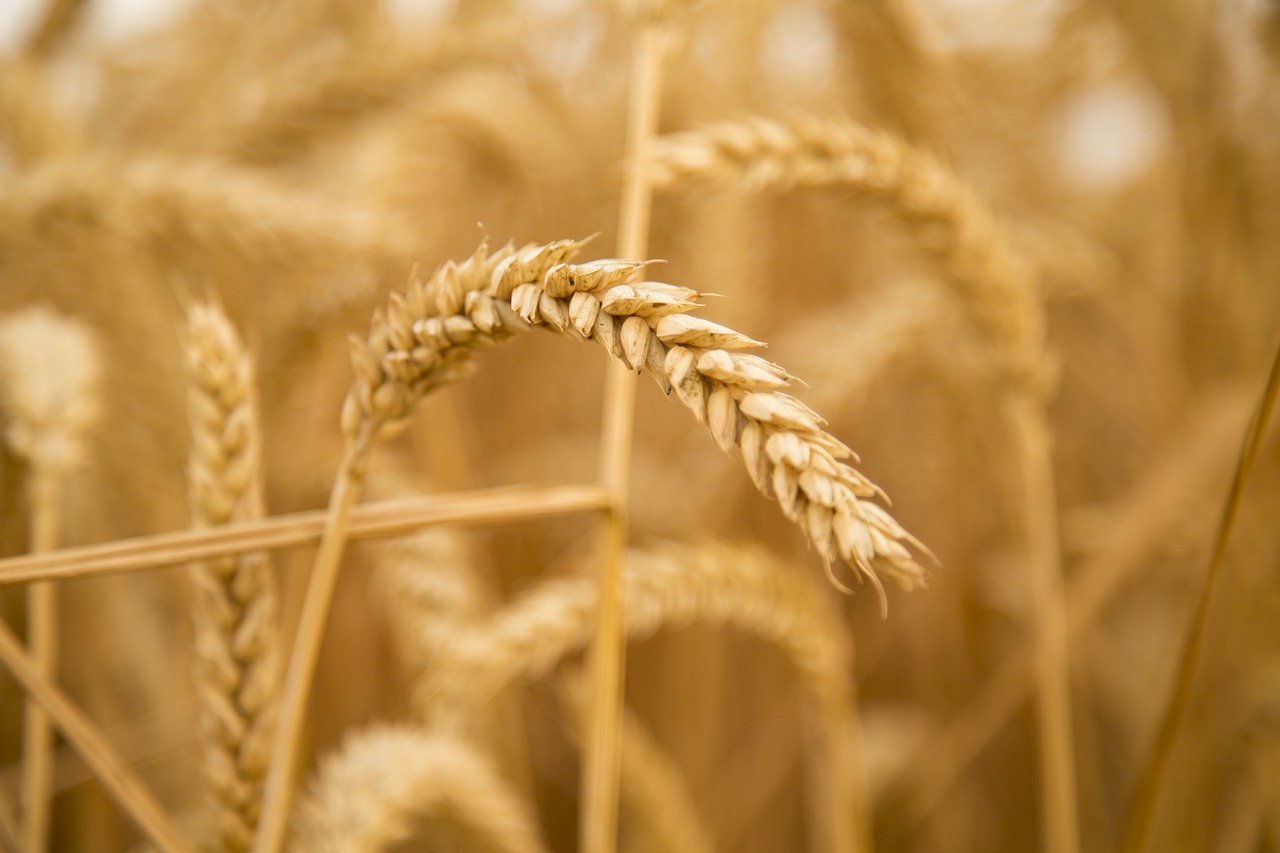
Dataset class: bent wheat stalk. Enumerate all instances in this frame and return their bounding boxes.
[182,300,278,853]
[0,307,100,853]
[292,725,549,853]
[256,237,927,853]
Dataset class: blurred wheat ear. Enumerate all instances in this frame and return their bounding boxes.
[0,306,101,853]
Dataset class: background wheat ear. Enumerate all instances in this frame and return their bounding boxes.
[0,305,101,853]
[181,297,278,853]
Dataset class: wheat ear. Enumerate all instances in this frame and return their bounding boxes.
[0,306,101,853]
[343,238,929,600]
[422,539,864,852]
[291,725,549,853]
[182,299,279,853]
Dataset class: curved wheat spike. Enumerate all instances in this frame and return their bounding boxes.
[0,306,101,853]
[343,239,929,597]
[291,725,549,853]
[182,299,279,853]
[421,539,866,853]
[258,237,928,853]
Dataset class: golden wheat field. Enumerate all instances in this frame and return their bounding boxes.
[0,1,1278,852]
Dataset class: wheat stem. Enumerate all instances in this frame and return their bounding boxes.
[253,429,373,853]
[20,471,58,853]
[586,13,671,853]
[0,483,611,585]
[887,386,1257,831]
[1120,336,1280,853]
[0,621,195,853]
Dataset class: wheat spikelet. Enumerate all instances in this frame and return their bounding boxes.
[291,725,549,853]
[182,299,278,853]
[0,305,101,853]
[344,239,929,602]
[648,115,1049,399]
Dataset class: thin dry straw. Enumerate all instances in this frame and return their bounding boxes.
[1120,336,1280,853]
[0,307,100,853]
[182,300,278,853]
[885,385,1257,829]
[0,483,612,585]
[586,6,672,852]
[0,620,195,853]
[292,726,549,853]
[651,113,1076,853]
[557,673,715,853]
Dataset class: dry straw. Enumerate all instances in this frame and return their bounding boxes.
[0,306,101,853]
[182,299,279,853]
[557,673,716,853]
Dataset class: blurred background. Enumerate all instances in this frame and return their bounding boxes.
[1,0,1279,850]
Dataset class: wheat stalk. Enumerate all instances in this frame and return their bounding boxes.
[587,9,674,851]
[291,725,549,853]
[181,299,279,853]
[557,672,716,853]
[0,306,100,853]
